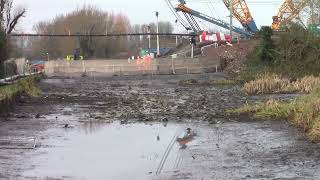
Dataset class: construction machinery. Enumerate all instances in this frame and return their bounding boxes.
[222,0,258,33]
[172,0,255,37]
[272,0,310,30]
[169,0,311,36]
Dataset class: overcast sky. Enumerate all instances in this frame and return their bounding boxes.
[13,0,283,33]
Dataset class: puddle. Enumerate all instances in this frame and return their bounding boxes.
[24,122,197,180]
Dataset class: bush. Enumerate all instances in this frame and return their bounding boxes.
[239,24,320,82]
[258,26,274,63]
[273,24,320,77]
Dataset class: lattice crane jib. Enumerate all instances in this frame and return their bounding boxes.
[175,2,253,36]
[272,0,310,30]
[223,0,258,32]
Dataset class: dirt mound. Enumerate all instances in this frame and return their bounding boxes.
[200,40,258,75]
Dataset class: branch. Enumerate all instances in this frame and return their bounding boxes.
[7,8,25,34]
[5,1,12,32]
[0,0,5,23]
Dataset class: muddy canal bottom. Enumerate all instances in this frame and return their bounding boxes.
[24,122,198,180]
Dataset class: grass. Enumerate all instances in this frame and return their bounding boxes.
[242,74,320,95]
[228,88,320,142]
[0,76,41,102]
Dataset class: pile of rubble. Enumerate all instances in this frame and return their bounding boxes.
[201,40,258,75]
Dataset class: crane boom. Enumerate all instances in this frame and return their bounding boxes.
[272,0,310,30]
[223,0,258,33]
[176,3,252,36]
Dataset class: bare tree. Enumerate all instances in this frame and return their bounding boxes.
[0,0,26,33]
[29,6,131,59]
[0,0,26,78]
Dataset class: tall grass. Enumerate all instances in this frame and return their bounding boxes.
[229,88,320,142]
[243,74,320,95]
[0,76,41,102]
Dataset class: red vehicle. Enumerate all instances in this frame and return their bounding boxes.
[31,60,45,72]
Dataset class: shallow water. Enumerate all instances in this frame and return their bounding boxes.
[23,122,196,180]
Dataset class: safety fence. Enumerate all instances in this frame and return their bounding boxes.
[44,58,220,77]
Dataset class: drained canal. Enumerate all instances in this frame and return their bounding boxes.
[1,74,320,179]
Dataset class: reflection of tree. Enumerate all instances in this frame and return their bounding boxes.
[81,121,107,135]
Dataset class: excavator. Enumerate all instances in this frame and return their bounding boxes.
[170,0,311,36]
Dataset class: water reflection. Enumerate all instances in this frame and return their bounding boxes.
[24,122,198,180]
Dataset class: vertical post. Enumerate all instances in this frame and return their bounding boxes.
[82,59,86,74]
[191,43,194,58]
[147,26,151,49]
[176,36,178,47]
[156,12,160,57]
[229,0,233,37]
[311,1,314,24]
[171,54,176,74]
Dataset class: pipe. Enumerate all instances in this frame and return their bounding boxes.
[0,72,41,86]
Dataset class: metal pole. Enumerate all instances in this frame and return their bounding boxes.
[191,43,194,58]
[229,0,233,37]
[156,12,160,57]
[147,26,151,49]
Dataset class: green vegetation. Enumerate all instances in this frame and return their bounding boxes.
[233,24,320,142]
[229,88,320,142]
[0,76,41,102]
[239,24,320,81]
[258,26,274,63]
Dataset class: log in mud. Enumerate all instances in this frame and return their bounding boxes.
[0,73,319,179]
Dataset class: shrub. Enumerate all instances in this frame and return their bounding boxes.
[258,26,274,63]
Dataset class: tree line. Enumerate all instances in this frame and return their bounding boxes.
[25,6,174,60]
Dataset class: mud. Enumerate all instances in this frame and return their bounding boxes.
[0,73,320,180]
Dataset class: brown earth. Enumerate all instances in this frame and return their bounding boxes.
[200,40,258,75]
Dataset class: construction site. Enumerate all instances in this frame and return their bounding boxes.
[1,0,320,179]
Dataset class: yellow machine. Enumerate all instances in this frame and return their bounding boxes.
[272,0,310,30]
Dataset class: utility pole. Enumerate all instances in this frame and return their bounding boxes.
[229,0,233,37]
[147,26,151,49]
[311,0,315,24]
[156,11,160,57]
[175,19,178,47]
